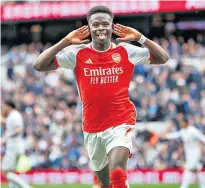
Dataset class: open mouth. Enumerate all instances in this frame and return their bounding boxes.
[97,34,107,40]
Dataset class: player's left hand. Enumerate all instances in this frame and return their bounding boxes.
[113,24,142,42]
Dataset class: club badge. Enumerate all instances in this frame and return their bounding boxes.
[112,53,121,63]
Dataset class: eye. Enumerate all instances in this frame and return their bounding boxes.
[92,23,99,27]
[103,22,110,27]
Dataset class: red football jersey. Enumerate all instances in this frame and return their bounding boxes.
[54,43,151,133]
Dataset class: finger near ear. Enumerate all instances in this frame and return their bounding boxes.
[83,33,90,38]
[81,39,90,44]
[114,24,123,29]
[113,31,124,37]
[116,23,126,28]
[84,33,90,37]
[113,29,121,34]
[82,29,90,34]
[116,38,127,42]
[81,25,88,28]
[113,31,120,37]
[82,31,90,36]
[78,26,88,32]
[114,28,122,33]
[116,38,122,42]
[114,25,123,31]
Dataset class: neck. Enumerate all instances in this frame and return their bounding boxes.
[9,109,14,114]
[6,109,14,117]
[92,41,111,51]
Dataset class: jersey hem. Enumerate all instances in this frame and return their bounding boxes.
[82,120,136,133]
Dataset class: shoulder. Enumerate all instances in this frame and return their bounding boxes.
[190,126,200,133]
[117,42,146,51]
[117,42,133,51]
[10,110,22,120]
[117,42,149,55]
[117,42,150,65]
[61,44,88,54]
[117,42,132,48]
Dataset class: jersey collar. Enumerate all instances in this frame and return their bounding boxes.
[90,42,116,52]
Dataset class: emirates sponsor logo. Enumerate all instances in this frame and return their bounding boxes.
[84,67,123,77]
[83,67,124,84]
[112,53,121,63]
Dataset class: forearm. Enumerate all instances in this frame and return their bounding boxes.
[143,38,169,64]
[33,38,70,71]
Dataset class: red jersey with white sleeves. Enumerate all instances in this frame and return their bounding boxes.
[54,42,151,133]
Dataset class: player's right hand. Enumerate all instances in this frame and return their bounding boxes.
[64,25,90,45]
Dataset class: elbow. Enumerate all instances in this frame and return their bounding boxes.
[161,52,169,64]
[151,52,169,65]
[33,60,42,71]
[33,62,38,71]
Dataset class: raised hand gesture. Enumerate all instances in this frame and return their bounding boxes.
[113,24,142,42]
[65,25,90,45]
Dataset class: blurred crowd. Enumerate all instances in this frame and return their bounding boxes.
[1,0,59,4]
[1,34,205,170]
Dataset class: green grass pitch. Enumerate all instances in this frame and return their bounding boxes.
[1,184,199,188]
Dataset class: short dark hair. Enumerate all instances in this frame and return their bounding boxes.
[5,100,16,109]
[87,5,114,22]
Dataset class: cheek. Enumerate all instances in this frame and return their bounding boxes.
[90,30,97,38]
[107,29,113,37]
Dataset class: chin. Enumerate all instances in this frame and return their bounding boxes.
[97,39,110,45]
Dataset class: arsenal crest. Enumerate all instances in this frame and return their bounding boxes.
[112,53,121,63]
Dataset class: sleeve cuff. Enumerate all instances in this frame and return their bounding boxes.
[143,54,152,64]
[54,56,59,68]
[144,54,152,64]
[149,54,153,61]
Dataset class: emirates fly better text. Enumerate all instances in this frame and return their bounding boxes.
[83,67,123,84]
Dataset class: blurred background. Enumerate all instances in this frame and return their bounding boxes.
[1,0,205,185]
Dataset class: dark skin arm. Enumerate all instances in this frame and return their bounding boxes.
[113,24,169,64]
[33,26,90,72]
[143,38,169,64]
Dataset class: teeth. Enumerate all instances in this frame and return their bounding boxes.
[97,34,106,39]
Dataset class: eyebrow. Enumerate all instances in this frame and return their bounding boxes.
[92,20,110,24]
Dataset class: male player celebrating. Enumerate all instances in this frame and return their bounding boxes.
[33,5,169,188]
[163,117,205,188]
[1,100,31,188]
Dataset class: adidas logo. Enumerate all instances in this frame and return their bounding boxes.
[85,59,92,64]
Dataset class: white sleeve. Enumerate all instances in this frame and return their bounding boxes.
[194,129,205,143]
[54,45,85,70]
[12,113,24,129]
[166,131,181,140]
[119,42,151,65]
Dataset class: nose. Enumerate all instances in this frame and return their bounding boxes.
[97,25,105,30]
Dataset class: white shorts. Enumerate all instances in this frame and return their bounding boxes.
[185,159,203,170]
[2,144,25,171]
[83,124,136,171]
